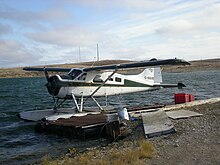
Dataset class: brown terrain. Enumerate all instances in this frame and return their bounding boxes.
[41,100,220,165]
[149,101,220,165]
[0,58,220,78]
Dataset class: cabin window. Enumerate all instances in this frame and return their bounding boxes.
[68,69,82,79]
[93,75,103,82]
[77,73,87,80]
[115,77,122,82]
[109,78,113,81]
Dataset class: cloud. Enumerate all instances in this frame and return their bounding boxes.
[156,3,220,36]
[143,32,220,60]
[196,3,220,30]
[26,26,103,46]
[0,6,71,23]
[0,40,41,67]
[38,8,72,22]
[0,23,12,35]
[156,20,196,36]
[72,0,168,10]
[106,46,149,60]
[0,0,219,68]
[0,6,37,23]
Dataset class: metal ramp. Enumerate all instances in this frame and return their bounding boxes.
[142,110,175,138]
[166,110,203,119]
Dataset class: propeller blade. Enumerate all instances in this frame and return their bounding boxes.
[43,67,49,81]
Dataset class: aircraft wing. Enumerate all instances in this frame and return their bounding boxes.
[23,67,71,72]
[23,58,190,73]
[83,58,190,72]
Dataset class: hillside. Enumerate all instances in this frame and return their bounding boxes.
[163,58,220,72]
[0,58,219,78]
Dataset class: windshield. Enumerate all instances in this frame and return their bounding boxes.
[68,69,82,79]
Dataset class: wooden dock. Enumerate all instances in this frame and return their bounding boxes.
[35,113,122,139]
[33,104,165,139]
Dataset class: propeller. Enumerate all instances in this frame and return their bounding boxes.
[43,67,56,103]
[43,67,49,81]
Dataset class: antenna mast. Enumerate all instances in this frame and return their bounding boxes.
[97,43,99,61]
[78,46,81,62]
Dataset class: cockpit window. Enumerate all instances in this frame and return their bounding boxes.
[68,69,82,79]
[77,73,87,80]
[93,75,103,82]
[109,78,113,81]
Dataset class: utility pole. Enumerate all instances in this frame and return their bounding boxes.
[78,46,81,62]
[97,43,99,61]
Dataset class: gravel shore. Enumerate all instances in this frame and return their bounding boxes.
[149,101,220,165]
[42,100,220,165]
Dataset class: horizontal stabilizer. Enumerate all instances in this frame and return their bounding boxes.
[154,82,186,89]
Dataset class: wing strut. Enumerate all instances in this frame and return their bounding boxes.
[84,69,117,109]
[89,70,117,99]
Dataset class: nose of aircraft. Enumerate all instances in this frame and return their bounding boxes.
[45,75,61,96]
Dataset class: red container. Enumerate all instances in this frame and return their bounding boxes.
[174,93,195,104]
[174,93,190,104]
[189,94,195,102]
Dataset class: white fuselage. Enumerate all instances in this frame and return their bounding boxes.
[54,67,162,98]
[59,86,159,97]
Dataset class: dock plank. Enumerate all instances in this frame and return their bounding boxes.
[48,114,108,127]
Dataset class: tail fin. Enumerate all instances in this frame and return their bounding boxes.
[139,67,162,84]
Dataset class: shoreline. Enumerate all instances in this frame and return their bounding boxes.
[39,98,220,165]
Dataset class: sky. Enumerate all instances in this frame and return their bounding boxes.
[0,0,220,68]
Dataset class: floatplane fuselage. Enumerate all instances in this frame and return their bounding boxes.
[49,68,162,98]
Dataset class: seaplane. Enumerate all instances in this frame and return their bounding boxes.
[19,58,190,121]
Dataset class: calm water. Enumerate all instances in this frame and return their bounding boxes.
[0,70,219,165]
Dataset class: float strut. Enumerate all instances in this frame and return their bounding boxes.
[79,95,83,112]
[91,96,104,111]
[72,93,80,112]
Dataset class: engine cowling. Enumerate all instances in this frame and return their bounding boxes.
[46,75,61,96]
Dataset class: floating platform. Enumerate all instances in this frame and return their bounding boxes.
[35,113,121,139]
[18,104,168,139]
[19,104,165,122]
[19,108,100,121]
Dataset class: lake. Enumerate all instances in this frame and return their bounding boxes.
[0,70,219,165]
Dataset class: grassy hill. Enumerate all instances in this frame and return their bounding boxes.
[163,58,220,72]
[0,58,219,78]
